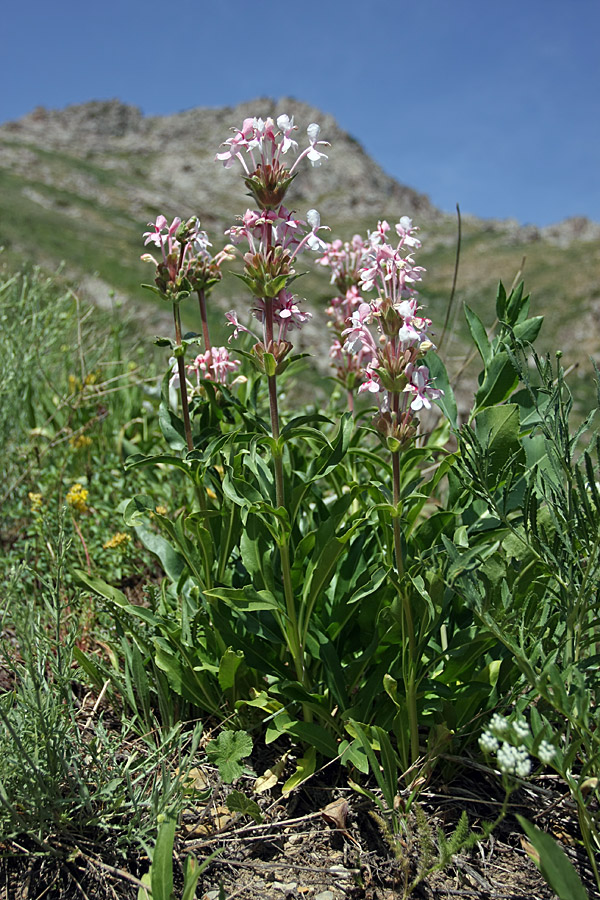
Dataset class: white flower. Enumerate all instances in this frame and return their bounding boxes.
[306,208,321,229]
[538,740,556,764]
[277,114,292,131]
[512,718,531,742]
[497,742,531,777]
[489,713,509,735]
[307,123,321,141]
[479,730,499,753]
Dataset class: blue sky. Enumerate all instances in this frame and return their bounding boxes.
[3,0,599,226]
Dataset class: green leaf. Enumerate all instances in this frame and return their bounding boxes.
[505,281,529,326]
[285,721,338,758]
[218,648,244,691]
[73,570,128,608]
[181,857,200,900]
[181,850,223,900]
[150,818,176,900]
[303,534,346,613]
[464,305,491,366]
[226,790,264,824]
[282,746,316,796]
[158,399,187,452]
[72,646,106,689]
[338,739,369,774]
[373,727,399,809]
[474,404,524,480]
[135,524,186,584]
[206,731,253,783]
[222,470,263,508]
[204,585,282,612]
[137,872,151,900]
[263,351,277,376]
[350,720,394,808]
[119,494,153,526]
[142,283,166,300]
[513,316,543,346]
[495,281,507,321]
[516,816,589,900]
[424,351,458,429]
[124,454,193,475]
[473,352,519,412]
[153,640,218,710]
[280,413,332,440]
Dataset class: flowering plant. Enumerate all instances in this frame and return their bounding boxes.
[80,110,583,806]
[112,112,458,778]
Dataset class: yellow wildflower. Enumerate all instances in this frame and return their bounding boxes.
[84,371,100,386]
[66,483,89,513]
[155,505,168,516]
[103,532,131,550]
[28,492,43,512]
[68,374,81,393]
[69,434,93,450]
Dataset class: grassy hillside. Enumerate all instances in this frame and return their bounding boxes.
[1,101,598,413]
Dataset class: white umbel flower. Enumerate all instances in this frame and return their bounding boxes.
[497,742,531,777]
[538,740,556,764]
[479,730,499,753]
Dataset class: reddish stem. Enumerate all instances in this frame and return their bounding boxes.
[197,289,212,354]
[173,304,194,453]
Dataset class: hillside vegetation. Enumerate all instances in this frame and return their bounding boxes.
[1,99,599,400]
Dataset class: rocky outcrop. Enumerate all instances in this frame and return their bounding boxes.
[1,98,438,226]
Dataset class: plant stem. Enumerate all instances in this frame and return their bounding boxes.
[172,304,194,453]
[391,415,419,762]
[269,376,285,506]
[263,296,307,703]
[392,449,404,580]
[197,289,212,353]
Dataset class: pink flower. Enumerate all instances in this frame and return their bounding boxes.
[217,114,329,179]
[357,368,383,394]
[403,363,443,411]
[304,123,329,168]
[226,310,259,343]
[342,302,378,357]
[143,214,168,248]
[395,216,422,250]
[142,215,182,261]
[188,347,240,385]
[276,114,298,155]
[273,290,312,339]
[288,209,330,258]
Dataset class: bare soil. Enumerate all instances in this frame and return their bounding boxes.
[1,745,597,900]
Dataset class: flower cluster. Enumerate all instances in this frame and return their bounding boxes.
[66,483,89,513]
[69,433,93,450]
[28,491,43,513]
[103,532,131,550]
[170,346,241,390]
[216,115,329,209]
[142,215,235,303]
[321,217,442,446]
[218,114,330,373]
[317,235,372,393]
[479,712,556,778]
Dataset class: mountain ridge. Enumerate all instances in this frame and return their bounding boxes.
[1,98,599,398]
[3,98,599,239]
